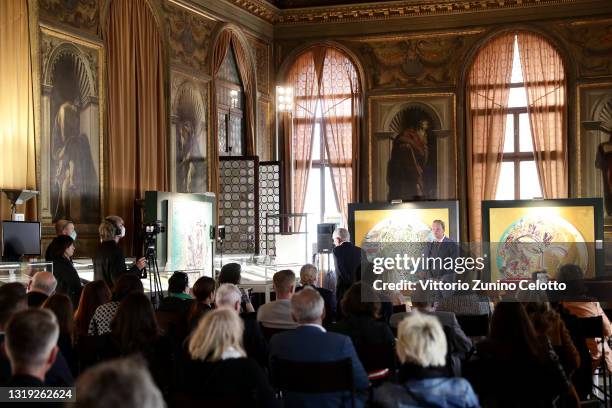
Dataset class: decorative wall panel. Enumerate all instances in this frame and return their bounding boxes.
[259,161,280,256]
[218,157,259,254]
[39,0,99,35]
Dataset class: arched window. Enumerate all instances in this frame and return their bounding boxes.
[467,31,567,240]
[217,46,245,156]
[284,47,360,240]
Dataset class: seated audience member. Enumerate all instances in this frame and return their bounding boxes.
[0,283,73,387]
[93,216,145,289]
[179,309,278,406]
[158,271,193,315]
[3,309,59,387]
[330,282,395,371]
[75,357,164,408]
[74,281,111,340]
[269,287,368,408]
[296,263,337,325]
[558,263,612,372]
[391,297,472,374]
[88,274,143,336]
[27,271,57,307]
[187,276,215,330]
[47,235,82,307]
[215,283,267,366]
[521,294,581,407]
[435,269,493,316]
[257,269,299,330]
[97,293,174,395]
[464,302,570,407]
[218,262,255,313]
[373,312,479,408]
[43,294,77,376]
[45,219,76,261]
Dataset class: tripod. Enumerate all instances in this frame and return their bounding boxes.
[144,238,163,308]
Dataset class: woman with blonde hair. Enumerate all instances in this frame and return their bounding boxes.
[179,309,278,407]
[373,311,479,408]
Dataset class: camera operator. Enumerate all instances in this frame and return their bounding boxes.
[93,216,146,289]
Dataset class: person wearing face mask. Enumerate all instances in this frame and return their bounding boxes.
[93,216,146,290]
[45,219,78,261]
[47,235,82,307]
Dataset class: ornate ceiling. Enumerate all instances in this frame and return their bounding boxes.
[226,0,589,25]
[264,0,374,8]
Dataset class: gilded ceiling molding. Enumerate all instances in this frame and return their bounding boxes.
[226,0,580,25]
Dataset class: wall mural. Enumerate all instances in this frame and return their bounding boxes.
[165,1,216,75]
[40,27,102,225]
[354,36,473,88]
[579,84,612,220]
[170,68,209,193]
[38,0,99,35]
[556,21,612,78]
[369,94,456,202]
[248,35,271,95]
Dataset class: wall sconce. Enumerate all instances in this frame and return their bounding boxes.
[229,89,239,109]
[276,86,294,113]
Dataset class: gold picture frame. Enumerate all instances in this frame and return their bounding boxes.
[367,92,457,202]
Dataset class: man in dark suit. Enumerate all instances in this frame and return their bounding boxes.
[26,272,57,307]
[423,219,459,281]
[0,283,74,387]
[269,287,369,408]
[295,263,336,326]
[332,228,365,310]
[4,309,59,387]
[215,283,268,367]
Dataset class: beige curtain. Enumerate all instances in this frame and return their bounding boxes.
[467,34,515,242]
[105,0,167,254]
[0,0,36,221]
[319,48,360,226]
[286,49,324,231]
[517,32,568,198]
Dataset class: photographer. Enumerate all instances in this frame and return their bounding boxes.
[93,216,145,289]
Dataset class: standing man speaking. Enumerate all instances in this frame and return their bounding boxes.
[332,227,365,315]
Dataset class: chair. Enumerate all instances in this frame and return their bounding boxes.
[456,314,490,338]
[353,341,396,376]
[576,316,610,406]
[270,357,356,407]
[260,324,292,342]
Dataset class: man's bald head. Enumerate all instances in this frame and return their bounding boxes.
[29,272,57,296]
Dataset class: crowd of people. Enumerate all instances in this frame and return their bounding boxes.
[1,220,611,407]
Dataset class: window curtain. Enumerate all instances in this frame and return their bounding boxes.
[517,32,568,198]
[467,34,515,242]
[104,0,167,254]
[0,0,36,221]
[211,28,257,158]
[286,48,325,231]
[319,48,360,226]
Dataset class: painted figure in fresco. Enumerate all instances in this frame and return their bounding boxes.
[177,121,202,193]
[387,117,431,200]
[595,131,612,215]
[52,101,97,223]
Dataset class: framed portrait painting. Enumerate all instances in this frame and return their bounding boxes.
[368,93,457,202]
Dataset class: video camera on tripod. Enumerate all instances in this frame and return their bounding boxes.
[142,220,165,307]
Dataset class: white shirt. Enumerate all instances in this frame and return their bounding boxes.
[221,347,243,360]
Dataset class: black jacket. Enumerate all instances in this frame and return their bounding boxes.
[93,241,140,289]
[26,292,48,308]
[178,355,279,407]
[0,334,74,387]
[333,242,365,299]
[52,257,82,307]
[241,312,268,367]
